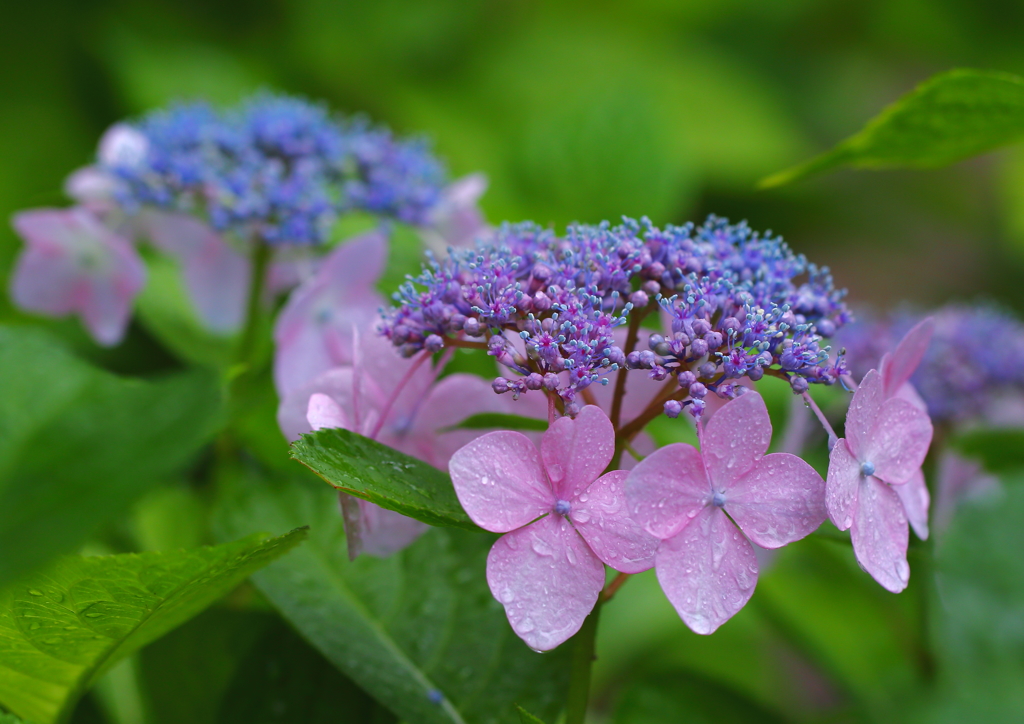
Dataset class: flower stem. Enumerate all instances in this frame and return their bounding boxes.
[801,391,839,450]
[565,601,602,724]
[234,239,272,372]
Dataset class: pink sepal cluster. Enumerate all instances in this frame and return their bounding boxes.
[826,318,935,592]
[449,405,657,651]
[626,391,825,634]
[10,208,146,346]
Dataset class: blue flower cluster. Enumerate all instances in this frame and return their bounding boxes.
[383,216,850,416]
[839,304,1024,424]
[102,93,447,244]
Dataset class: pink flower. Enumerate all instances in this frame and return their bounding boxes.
[825,369,933,592]
[280,329,522,558]
[142,211,251,333]
[626,391,825,634]
[420,173,492,255]
[273,231,387,396]
[449,405,658,651]
[10,207,146,346]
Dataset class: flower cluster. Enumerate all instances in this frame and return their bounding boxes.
[102,93,448,245]
[383,215,851,416]
[839,304,1024,425]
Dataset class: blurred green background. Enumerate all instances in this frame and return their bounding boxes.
[4,2,1024,722]
[4,0,1024,318]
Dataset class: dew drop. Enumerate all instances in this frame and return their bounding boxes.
[27,589,43,597]
[519,617,536,633]
[28,623,41,630]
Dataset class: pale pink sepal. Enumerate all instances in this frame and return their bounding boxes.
[421,173,492,254]
[701,390,772,487]
[541,404,615,500]
[10,207,145,346]
[339,493,429,560]
[572,470,658,574]
[306,392,349,431]
[143,211,250,333]
[894,469,930,540]
[655,506,759,635]
[486,514,605,651]
[850,476,910,593]
[881,317,934,398]
[625,442,708,540]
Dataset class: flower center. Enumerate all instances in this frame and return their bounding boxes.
[860,461,876,477]
[712,491,726,508]
[555,499,571,516]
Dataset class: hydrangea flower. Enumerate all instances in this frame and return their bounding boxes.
[279,327,520,557]
[625,391,825,634]
[9,208,146,346]
[825,369,933,592]
[449,405,658,651]
[273,231,388,396]
[384,216,850,417]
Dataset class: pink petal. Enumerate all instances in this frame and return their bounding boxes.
[625,442,709,540]
[313,231,388,295]
[894,469,930,540]
[701,391,772,487]
[850,476,910,593]
[655,506,759,635]
[486,514,605,651]
[844,370,884,460]
[572,470,658,574]
[863,398,933,486]
[144,211,250,333]
[896,382,928,412]
[726,453,826,549]
[540,405,615,500]
[449,431,554,533]
[825,438,862,531]
[341,495,428,559]
[881,317,934,398]
[98,123,149,169]
[64,166,117,208]
[10,208,145,346]
[277,367,355,441]
[307,392,349,432]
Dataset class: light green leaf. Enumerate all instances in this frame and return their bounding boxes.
[440,413,548,433]
[0,327,226,586]
[761,69,1024,187]
[0,529,307,724]
[291,428,479,530]
[515,705,547,724]
[212,469,569,724]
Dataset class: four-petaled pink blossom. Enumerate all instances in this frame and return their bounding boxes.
[826,368,933,593]
[626,391,825,635]
[876,317,935,541]
[10,207,146,346]
[273,231,387,396]
[449,405,658,651]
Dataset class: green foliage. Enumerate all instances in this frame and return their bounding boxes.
[951,428,1024,473]
[515,705,546,724]
[613,671,786,724]
[291,428,480,530]
[762,69,1024,187]
[441,413,549,433]
[213,468,570,724]
[0,326,226,587]
[0,529,306,724]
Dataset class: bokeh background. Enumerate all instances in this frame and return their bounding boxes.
[3,1,1024,722]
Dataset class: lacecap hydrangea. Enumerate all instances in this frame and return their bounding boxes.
[383,215,851,418]
[101,92,447,245]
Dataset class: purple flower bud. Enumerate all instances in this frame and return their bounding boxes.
[699,362,718,379]
[649,333,665,349]
[704,331,723,350]
[688,399,706,418]
[463,318,483,336]
[692,319,711,336]
[721,317,742,334]
[532,291,552,312]
[689,382,707,399]
[639,350,657,369]
[650,366,669,381]
[817,318,836,337]
[677,370,696,387]
[790,377,809,393]
[747,366,764,381]
[492,377,510,394]
[689,338,708,358]
[629,291,649,308]
[564,401,580,417]
[642,280,660,296]
[525,373,544,390]
[607,346,626,366]
[664,400,683,418]
[543,373,560,390]
[425,334,444,353]
[626,351,642,369]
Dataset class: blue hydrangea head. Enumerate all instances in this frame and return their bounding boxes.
[99,92,448,244]
[382,215,851,413]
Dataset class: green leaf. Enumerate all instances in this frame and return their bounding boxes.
[761,69,1024,187]
[613,671,787,724]
[0,713,26,724]
[0,326,226,586]
[0,529,306,724]
[212,468,570,724]
[440,413,548,433]
[291,428,479,530]
[516,705,547,724]
[950,428,1024,473]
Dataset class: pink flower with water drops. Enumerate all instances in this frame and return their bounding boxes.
[449,405,658,651]
[273,231,387,396]
[10,207,146,346]
[826,368,933,592]
[625,391,825,635]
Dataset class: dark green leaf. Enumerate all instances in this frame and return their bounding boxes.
[212,468,569,724]
[761,69,1024,187]
[950,428,1024,473]
[0,529,306,724]
[291,428,479,530]
[0,326,227,586]
[440,413,548,433]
